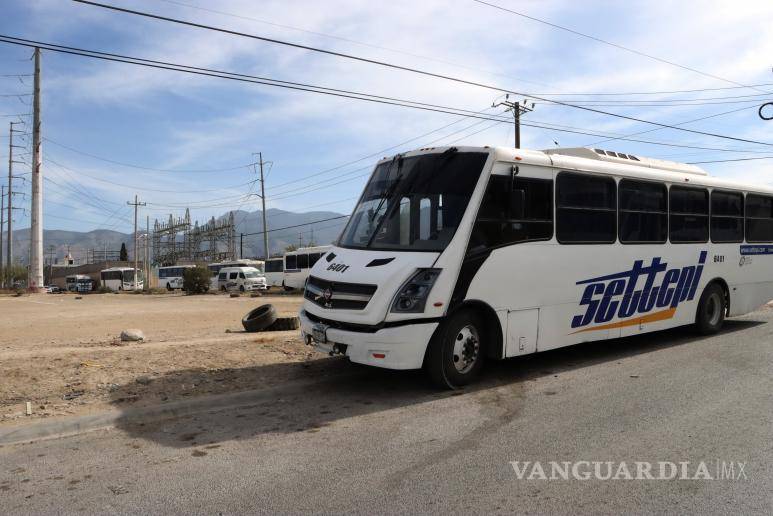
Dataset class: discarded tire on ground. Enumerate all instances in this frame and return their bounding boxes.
[266,317,300,331]
[242,304,278,332]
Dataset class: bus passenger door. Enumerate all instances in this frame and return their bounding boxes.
[506,309,539,357]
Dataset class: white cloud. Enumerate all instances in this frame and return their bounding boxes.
[5,0,773,231]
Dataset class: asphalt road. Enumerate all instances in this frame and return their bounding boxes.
[2,309,772,515]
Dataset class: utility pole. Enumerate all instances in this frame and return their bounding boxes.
[239,232,243,259]
[1,185,4,278]
[492,94,535,149]
[253,152,270,260]
[145,215,149,291]
[127,195,146,291]
[8,120,23,272]
[46,244,54,285]
[28,47,44,291]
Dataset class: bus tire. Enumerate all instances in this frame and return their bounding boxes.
[426,309,485,389]
[239,285,245,292]
[695,282,726,335]
[242,304,278,332]
[166,283,172,291]
[266,317,300,331]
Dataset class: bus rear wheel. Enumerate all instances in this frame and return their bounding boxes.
[426,309,485,389]
[695,282,726,335]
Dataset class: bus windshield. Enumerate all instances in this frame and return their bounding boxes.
[244,270,260,278]
[338,150,487,251]
[121,270,143,283]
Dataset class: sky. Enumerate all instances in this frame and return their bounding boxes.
[0,0,772,240]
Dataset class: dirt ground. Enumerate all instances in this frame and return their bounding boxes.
[0,291,330,424]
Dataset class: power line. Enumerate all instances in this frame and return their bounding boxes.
[240,215,348,238]
[0,35,519,127]
[470,0,770,94]
[63,3,773,147]
[585,104,760,147]
[45,154,259,194]
[1,36,769,156]
[686,156,773,164]
[43,137,255,173]
[156,0,549,88]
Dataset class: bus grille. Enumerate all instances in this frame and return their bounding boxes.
[304,275,377,310]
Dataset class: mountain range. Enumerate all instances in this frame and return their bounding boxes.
[5,208,349,264]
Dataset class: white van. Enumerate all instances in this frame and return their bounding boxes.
[217,266,267,292]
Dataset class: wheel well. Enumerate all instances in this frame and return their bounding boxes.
[705,277,730,315]
[449,300,504,360]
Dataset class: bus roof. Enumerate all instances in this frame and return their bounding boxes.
[376,145,773,196]
[285,245,331,255]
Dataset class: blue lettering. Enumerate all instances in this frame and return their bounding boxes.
[656,269,680,307]
[572,283,605,328]
[671,266,695,308]
[573,252,707,329]
[595,280,626,323]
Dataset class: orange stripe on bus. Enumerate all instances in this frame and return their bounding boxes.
[570,307,677,334]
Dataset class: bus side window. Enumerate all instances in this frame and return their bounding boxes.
[308,253,321,267]
[218,272,226,280]
[298,254,309,269]
[711,190,744,243]
[286,255,297,270]
[670,186,709,243]
[619,179,667,243]
[745,194,773,242]
[557,172,616,244]
[469,175,553,252]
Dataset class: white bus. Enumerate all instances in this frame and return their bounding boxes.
[158,264,196,290]
[65,274,94,293]
[264,257,284,288]
[299,146,773,388]
[100,267,144,291]
[207,259,265,290]
[283,245,331,290]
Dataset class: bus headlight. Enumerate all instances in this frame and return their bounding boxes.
[391,269,441,313]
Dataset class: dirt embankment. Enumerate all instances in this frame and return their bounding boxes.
[0,292,331,423]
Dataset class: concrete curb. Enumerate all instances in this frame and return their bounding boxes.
[0,375,347,446]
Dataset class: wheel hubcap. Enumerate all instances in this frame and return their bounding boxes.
[706,293,722,326]
[452,325,480,374]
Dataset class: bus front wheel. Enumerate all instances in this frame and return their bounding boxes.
[426,309,485,389]
[695,282,726,335]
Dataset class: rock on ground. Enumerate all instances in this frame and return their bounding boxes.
[120,329,145,342]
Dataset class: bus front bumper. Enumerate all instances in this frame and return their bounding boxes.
[299,310,438,370]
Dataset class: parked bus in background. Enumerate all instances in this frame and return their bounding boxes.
[157,264,196,291]
[299,146,773,388]
[65,274,94,293]
[207,259,265,290]
[100,267,144,291]
[264,257,284,288]
[284,245,331,290]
